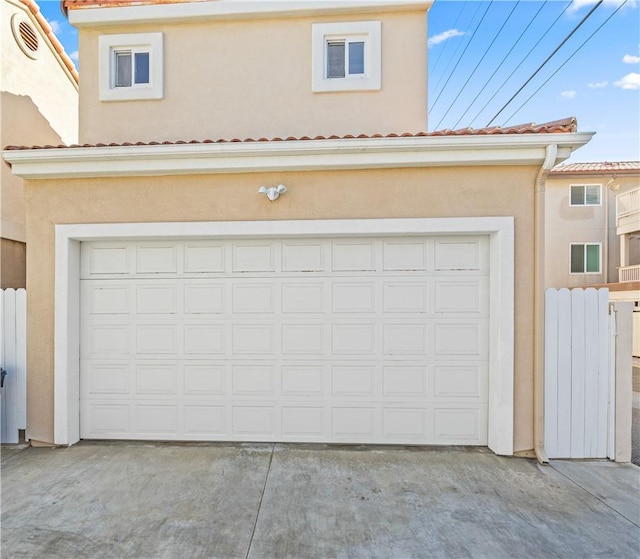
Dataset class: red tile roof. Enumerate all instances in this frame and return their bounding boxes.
[19,0,79,84]
[63,0,204,10]
[550,161,640,176]
[3,117,579,151]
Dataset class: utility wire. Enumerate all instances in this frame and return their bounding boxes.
[446,1,521,130]
[486,0,604,126]
[429,0,466,77]
[502,0,629,125]
[464,1,547,128]
[430,1,483,96]
[469,0,572,127]
[429,0,493,116]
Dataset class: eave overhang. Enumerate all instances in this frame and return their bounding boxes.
[2,133,594,180]
[67,0,434,27]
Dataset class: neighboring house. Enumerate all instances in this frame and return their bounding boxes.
[0,0,78,288]
[545,161,640,289]
[2,0,593,456]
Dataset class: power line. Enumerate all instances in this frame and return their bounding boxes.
[486,0,604,126]
[447,1,521,130]
[429,0,493,116]
[430,1,483,97]
[464,0,548,128]
[429,0,466,77]
[502,0,630,125]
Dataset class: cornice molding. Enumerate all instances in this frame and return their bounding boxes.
[68,0,434,27]
[3,133,594,180]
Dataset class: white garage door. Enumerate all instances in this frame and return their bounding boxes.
[80,236,489,445]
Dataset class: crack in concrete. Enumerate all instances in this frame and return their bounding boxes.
[245,443,275,559]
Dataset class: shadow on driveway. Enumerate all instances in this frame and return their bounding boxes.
[1,442,638,558]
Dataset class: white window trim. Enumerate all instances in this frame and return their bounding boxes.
[53,217,514,456]
[312,21,381,92]
[99,32,163,101]
[569,183,602,207]
[569,242,602,274]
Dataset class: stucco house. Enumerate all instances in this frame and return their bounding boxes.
[545,161,640,290]
[2,0,593,457]
[0,0,78,288]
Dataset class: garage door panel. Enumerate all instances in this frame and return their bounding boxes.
[281,282,325,313]
[136,284,178,314]
[383,282,428,313]
[184,283,225,314]
[80,236,490,445]
[383,239,429,271]
[184,324,226,355]
[282,324,324,354]
[83,324,132,356]
[232,243,275,272]
[183,363,226,394]
[332,241,376,271]
[282,241,325,272]
[184,242,225,273]
[137,324,178,355]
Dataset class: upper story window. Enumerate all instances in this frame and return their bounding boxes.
[99,33,163,101]
[312,21,381,92]
[570,184,601,206]
[570,243,601,274]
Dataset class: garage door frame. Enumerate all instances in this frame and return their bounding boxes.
[54,217,514,454]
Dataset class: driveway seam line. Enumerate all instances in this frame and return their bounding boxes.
[245,443,275,559]
[550,465,640,528]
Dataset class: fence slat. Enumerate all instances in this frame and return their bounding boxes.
[16,289,27,430]
[556,289,572,456]
[596,290,610,458]
[583,288,599,457]
[2,289,19,443]
[544,289,559,458]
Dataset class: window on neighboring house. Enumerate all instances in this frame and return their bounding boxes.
[570,243,601,274]
[570,184,601,206]
[99,33,163,101]
[312,21,381,92]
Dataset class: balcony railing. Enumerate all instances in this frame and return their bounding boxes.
[619,264,640,283]
[616,187,640,225]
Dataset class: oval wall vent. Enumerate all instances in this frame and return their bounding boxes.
[11,14,40,59]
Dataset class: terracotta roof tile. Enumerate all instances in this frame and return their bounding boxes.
[63,0,205,10]
[550,161,640,176]
[19,0,79,84]
[3,117,580,151]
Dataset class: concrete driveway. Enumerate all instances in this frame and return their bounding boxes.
[1,443,639,559]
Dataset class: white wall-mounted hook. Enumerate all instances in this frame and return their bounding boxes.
[259,184,287,201]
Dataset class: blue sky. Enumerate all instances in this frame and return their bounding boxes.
[39,0,639,163]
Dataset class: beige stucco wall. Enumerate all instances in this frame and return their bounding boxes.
[545,175,640,288]
[1,0,78,145]
[1,0,78,287]
[78,11,427,144]
[24,165,538,452]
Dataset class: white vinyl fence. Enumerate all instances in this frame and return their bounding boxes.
[1,289,27,443]
[544,288,611,459]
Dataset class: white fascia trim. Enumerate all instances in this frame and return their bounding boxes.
[3,133,594,180]
[54,216,514,455]
[69,1,433,27]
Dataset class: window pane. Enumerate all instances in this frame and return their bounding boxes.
[115,51,132,87]
[586,244,600,272]
[327,41,345,78]
[585,185,601,205]
[571,244,584,273]
[570,185,584,205]
[348,41,365,75]
[134,52,150,84]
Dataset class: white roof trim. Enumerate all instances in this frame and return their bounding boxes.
[69,0,434,27]
[3,133,594,180]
